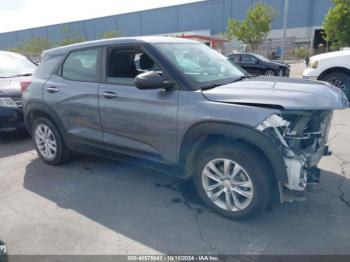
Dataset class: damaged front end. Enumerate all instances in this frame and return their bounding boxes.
[256,111,333,202]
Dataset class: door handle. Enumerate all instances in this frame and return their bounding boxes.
[102,91,118,99]
[46,86,59,93]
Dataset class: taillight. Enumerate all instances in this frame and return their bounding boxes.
[20,81,32,92]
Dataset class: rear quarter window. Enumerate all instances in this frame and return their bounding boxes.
[34,54,64,78]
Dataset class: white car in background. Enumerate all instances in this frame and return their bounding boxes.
[303,49,350,101]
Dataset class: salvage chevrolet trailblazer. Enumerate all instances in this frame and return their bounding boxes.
[22,37,349,219]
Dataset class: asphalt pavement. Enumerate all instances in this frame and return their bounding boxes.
[0,109,349,255]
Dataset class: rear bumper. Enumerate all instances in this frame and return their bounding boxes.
[0,107,25,132]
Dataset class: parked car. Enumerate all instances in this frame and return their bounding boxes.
[303,49,350,101]
[0,240,7,262]
[23,37,348,219]
[228,53,290,77]
[0,51,36,133]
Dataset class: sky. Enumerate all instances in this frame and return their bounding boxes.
[0,0,202,33]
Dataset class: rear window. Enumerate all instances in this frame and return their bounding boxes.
[62,49,99,82]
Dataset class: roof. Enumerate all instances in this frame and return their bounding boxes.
[180,35,228,43]
[44,36,199,55]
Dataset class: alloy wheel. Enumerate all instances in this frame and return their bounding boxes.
[329,78,346,90]
[265,70,275,76]
[201,158,254,212]
[35,124,57,160]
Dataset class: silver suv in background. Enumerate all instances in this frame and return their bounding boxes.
[22,37,348,219]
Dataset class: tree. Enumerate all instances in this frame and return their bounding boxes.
[58,26,86,46]
[226,2,278,51]
[323,0,350,50]
[100,30,121,39]
[9,37,52,55]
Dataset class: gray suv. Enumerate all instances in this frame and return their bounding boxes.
[22,37,349,219]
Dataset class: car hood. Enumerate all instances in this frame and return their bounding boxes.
[0,77,26,97]
[202,76,349,110]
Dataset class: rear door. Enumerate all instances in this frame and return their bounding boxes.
[43,47,104,150]
[98,45,179,164]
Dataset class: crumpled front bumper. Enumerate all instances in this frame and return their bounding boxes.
[256,113,333,202]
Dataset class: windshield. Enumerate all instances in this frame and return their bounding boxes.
[154,43,245,88]
[252,54,270,63]
[0,52,37,78]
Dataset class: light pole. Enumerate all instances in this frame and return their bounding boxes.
[281,0,289,62]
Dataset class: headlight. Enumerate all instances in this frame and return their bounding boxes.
[0,97,17,107]
[0,240,6,254]
[309,60,318,69]
[256,114,290,131]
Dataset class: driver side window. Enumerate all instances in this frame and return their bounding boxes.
[106,48,161,86]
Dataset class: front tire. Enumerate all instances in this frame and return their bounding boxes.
[193,143,273,220]
[264,69,276,76]
[32,117,71,165]
[322,72,350,100]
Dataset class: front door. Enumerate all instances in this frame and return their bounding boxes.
[98,46,179,163]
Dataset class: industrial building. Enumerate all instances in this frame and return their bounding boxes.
[0,0,333,55]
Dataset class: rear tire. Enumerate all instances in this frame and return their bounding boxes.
[322,72,350,100]
[32,117,71,165]
[193,142,273,220]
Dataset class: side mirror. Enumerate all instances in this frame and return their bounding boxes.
[135,71,174,90]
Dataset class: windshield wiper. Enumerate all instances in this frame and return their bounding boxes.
[233,75,251,82]
[201,83,224,90]
[201,75,251,90]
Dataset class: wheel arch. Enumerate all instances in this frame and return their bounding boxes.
[25,103,67,139]
[264,68,277,75]
[178,122,288,184]
[318,67,350,80]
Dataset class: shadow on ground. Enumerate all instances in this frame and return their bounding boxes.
[0,132,32,158]
[22,155,350,255]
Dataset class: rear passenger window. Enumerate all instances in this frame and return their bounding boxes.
[62,49,98,82]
